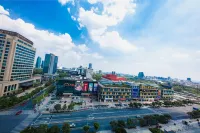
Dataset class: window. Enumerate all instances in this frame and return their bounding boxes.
[4,86,7,92]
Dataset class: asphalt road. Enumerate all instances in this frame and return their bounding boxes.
[31,107,191,133]
[32,108,157,133]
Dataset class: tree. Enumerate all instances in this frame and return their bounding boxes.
[115,127,127,133]
[33,68,43,75]
[118,120,125,127]
[93,122,100,132]
[83,125,90,133]
[20,126,37,133]
[129,102,134,108]
[48,125,60,133]
[68,103,74,111]
[36,124,48,133]
[110,121,118,131]
[59,73,68,78]
[62,104,67,110]
[92,74,102,81]
[62,123,70,133]
[54,104,61,112]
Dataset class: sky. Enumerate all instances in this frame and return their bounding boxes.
[0,0,200,81]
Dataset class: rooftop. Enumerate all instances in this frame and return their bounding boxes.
[0,29,33,45]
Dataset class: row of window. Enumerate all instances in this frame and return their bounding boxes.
[4,84,17,92]
[17,39,32,47]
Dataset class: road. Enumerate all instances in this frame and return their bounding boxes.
[31,107,189,133]
[0,86,48,133]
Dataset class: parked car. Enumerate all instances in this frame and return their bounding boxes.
[15,110,22,116]
[70,123,76,128]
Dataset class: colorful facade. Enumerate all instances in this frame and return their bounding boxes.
[139,83,159,102]
[56,78,98,97]
[98,83,131,102]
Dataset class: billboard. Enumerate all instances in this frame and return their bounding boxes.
[82,82,88,92]
[75,81,83,91]
[93,83,98,92]
[89,83,93,91]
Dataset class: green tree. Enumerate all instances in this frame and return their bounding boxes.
[54,104,61,112]
[62,104,67,110]
[92,74,102,81]
[68,103,74,111]
[110,121,118,131]
[36,124,48,133]
[83,125,90,133]
[33,68,43,75]
[62,122,70,133]
[20,126,37,133]
[118,120,125,127]
[93,122,100,132]
[59,72,68,78]
[48,125,60,133]
[115,127,127,133]
[129,102,134,108]
[127,118,133,128]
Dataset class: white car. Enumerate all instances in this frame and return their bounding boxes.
[70,123,76,128]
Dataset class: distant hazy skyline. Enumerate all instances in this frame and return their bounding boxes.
[0,0,200,80]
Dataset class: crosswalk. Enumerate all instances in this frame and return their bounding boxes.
[0,110,34,116]
[11,113,40,133]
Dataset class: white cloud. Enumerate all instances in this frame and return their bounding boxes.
[71,16,76,21]
[0,5,9,15]
[58,0,74,6]
[67,8,70,13]
[0,6,104,69]
[78,0,137,53]
[172,53,189,59]
[95,31,137,53]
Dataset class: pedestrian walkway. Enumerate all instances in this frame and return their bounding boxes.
[0,110,33,116]
[11,112,39,133]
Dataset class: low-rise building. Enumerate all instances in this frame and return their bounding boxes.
[98,82,131,102]
[160,84,174,100]
[139,83,159,102]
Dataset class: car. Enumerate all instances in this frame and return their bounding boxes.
[88,117,94,120]
[70,123,76,128]
[64,101,67,103]
[15,110,22,116]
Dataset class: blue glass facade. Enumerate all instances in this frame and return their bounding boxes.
[131,86,140,98]
[35,56,41,68]
[43,53,58,74]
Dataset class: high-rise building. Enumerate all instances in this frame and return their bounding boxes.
[88,63,92,69]
[187,78,191,82]
[35,56,41,68]
[43,53,58,74]
[0,29,39,97]
[138,72,145,79]
[41,60,44,68]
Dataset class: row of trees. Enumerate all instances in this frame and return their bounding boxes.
[32,85,55,105]
[109,114,171,133]
[187,110,200,119]
[0,86,45,109]
[21,123,70,133]
[21,122,100,133]
[129,102,142,108]
[53,102,80,112]
[151,99,194,108]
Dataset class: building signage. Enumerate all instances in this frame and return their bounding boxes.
[93,83,98,92]
[64,83,75,87]
[75,81,83,91]
[83,83,88,92]
[89,83,93,91]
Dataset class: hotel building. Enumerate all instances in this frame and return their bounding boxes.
[0,29,40,97]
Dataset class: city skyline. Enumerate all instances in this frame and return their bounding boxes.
[0,0,200,80]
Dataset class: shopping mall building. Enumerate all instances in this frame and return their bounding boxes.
[56,77,98,97]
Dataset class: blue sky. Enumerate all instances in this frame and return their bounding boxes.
[0,0,200,80]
